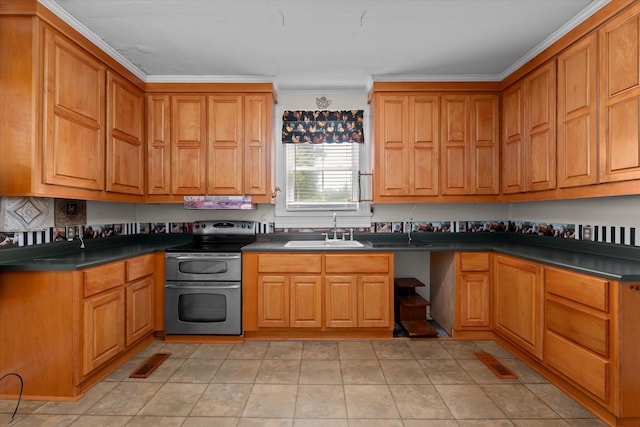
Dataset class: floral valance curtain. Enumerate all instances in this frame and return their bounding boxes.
[282,110,364,144]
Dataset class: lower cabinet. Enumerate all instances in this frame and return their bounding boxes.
[493,254,544,359]
[243,252,393,336]
[83,287,126,375]
[0,253,156,400]
[324,274,390,328]
[489,255,640,425]
[257,274,323,328]
[81,254,155,377]
[456,252,491,330]
[543,267,612,405]
[125,276,155,345]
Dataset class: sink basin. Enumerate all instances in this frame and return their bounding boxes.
[284,240,365,249]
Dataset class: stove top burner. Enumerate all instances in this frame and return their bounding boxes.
[166,220,257,253]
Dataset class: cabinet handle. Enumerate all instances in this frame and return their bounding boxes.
[358,171,373,202]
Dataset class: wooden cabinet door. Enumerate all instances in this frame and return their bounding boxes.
[599,3,640,182]
[106,72,144,195]
[557,33,598,188]
[358,275,390,328]
[290,275,322,328]
[411,95,440,196]
[244,94,272,202]
[146,95,171,195]
[502,83,525,193]
[325,275,358,328]
[458,273,490,328]
[493,255,543,359]
[456,252,491,329]
[82,288,125,376]
[170,95,206,194]
[42,27,105,191]
[257,275,289,327]
[375,95,410,197]
[125,277,154,346]
[441,95,470,195]
[207,95,243,195]
[471,95,500,194]
[375,94,438,199]
[524,61,556,191]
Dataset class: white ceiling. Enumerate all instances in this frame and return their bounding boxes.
[42,0,608,92]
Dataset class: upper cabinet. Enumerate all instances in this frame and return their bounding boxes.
[372,88,498,201]
[441,95,470,194]
[599,2,640,183]
[557,33,598,188]
[502,62,556,194]
[243,94,272,203]
[502,83,526,194]
[207,94,272,202]
[42,27,106,192]
[106,72,145,195]
[0,9,146,202]
[524,61,556,192]
[373,94,439,200]
[145,89,274,202]
[170,95,207,195]
[207,95,244,195]
[441,94,499,195]
[146,95,171,195]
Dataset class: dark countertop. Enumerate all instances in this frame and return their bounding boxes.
[1,232,639,282]
[245,233,640,282]
[0,234,191,271]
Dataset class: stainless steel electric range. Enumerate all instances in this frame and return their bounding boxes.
[164,220,256,335]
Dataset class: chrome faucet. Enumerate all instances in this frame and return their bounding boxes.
[332,212,338,240]
[78,234,85,249]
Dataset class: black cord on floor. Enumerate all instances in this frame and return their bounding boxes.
[0,373,23,423]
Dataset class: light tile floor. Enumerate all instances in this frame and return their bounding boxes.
[1,339,608,427]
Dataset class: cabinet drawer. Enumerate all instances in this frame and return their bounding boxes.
[258,254,322,273]
[83,262,126,297]
[545,268,609,311]
[325,254,390,273]
[546,298,609,357]
[126,254,155,281]
[459,252,490,271]
[544,331,609,402]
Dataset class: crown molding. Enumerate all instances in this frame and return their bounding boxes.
[38,0,610,90]
[38,0,147,81]
[498,0,610,80]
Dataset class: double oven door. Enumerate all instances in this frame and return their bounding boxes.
[164,252,242,335]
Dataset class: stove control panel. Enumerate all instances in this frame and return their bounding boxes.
[192,221,256,235]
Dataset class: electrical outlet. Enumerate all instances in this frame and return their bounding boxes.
[582,225,592,241]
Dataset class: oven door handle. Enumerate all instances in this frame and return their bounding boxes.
[172,254,241,261]
[165,283,241,290]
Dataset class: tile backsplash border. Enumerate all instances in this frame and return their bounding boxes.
[1,220,638,249]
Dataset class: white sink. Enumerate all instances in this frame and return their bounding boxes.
[284,240,365,249]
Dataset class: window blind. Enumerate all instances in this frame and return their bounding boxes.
[285,143,359,210]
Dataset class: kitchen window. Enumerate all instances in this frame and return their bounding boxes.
[285,142,359,211]
[275,107,371,228]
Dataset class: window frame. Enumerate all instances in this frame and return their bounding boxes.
[274,105,371,229]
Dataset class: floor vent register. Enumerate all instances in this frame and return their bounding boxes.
[129,353,171,378]
[474,352,517,379]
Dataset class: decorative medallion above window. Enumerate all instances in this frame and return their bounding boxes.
[282,110,364,144]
